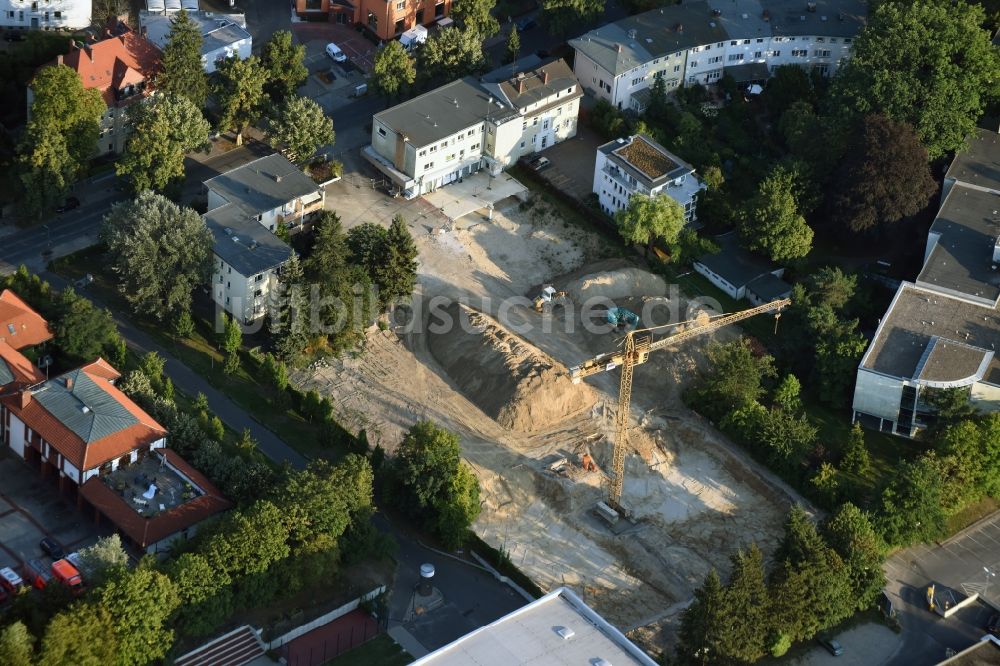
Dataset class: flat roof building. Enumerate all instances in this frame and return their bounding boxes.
[139,10,252,74]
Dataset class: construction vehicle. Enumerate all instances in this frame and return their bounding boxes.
[50,559,84,595]
[534,285,569,312]
[569,298,790,521]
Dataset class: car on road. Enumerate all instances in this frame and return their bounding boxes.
[526,156,551,172]
[818,637,844,656]
[56,196,80,213]
[987,613,1000,637]
[325,42,347,62]
[39,537,64,560]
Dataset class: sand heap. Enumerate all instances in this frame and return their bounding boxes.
[564,267,667,303]
[428,303,595,431]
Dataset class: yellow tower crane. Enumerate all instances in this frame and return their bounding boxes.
[569,298,791,519]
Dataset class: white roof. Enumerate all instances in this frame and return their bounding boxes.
[411,587,657,666]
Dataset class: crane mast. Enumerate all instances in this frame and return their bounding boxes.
[570,298,790,515]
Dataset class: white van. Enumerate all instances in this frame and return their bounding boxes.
[325,43,347,62]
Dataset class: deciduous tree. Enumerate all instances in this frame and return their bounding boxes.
[262,30,308,101]
[39,603,118,666]
[98,567,180,666]
[740,166,813,262]
[878,452,949,547]
[0,622,34,666]
[214,55,269,145]
[159,9,208,109]
[76,534,129,585]
[53,288,118,362]
[266,95,334,163]
[832,115,937,234]
[539,0,603,37]
[452,0,499,38]
[614,194,685,257]
[418,28,486,85]
[830,0,1000,159]
[692,339,776,420]
[101,192,213,321]
[117,93,210,193]
[372,40,416,101]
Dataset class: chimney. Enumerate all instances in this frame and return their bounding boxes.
[19,390,31,409]
[542,70,549,85]
[518,78,525,93]
[675,22,684,33]
[275,174,282,183]
[615,43,622,53]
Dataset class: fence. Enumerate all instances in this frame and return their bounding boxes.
[268,585,385,651]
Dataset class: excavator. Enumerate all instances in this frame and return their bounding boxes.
[569,298,791,523]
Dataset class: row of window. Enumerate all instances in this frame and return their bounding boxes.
[6,8,62,19]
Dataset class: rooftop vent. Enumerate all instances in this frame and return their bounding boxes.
[807,2,817,11]
[741,12,748,18]
[224,227,233,235]
[800,15,806,21]
[709,20,716,27]
[712,8,722,16]
[232,236,240,243]
[275,174,282,183]
[821,14,827,20]
[555,626,576,640]
[627,28,637,39]
[81,405,90,414]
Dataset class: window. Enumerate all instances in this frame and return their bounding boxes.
[440,141,447,148]
[255,274,264,282]
[830,38,838,43]
[254,289,263,297]
[53,10,60,18]
[520,141,525,148]
[814,49,831,57]
[566,87,573,94]
[844,38,852,44]
[754,51,762,58]
[377,127,387,137]
[771,50,780,57]
[756,38,764,43]
[730,40,737,46]
[416,8,423,22]
[742,39,750,44]
[653,58,660,64]
[419,149,426,156]
[631,77,643,85]
[673,64,680,72]
[426,161,434,169]
[708,56,722,64]
[703,44,711,50]
[367,11,377,30]
[816,37,825,43]
[791,49,808,57]
[543,119,549,129]
[727,53,744,62]
[717,41,723,47]
[523,120,527,129]
[226,281,231,289]
[446,153,455,161]
[429,145,437,153]
[689,60,699,68]
[533,117,538,125]
[396,0,405,8]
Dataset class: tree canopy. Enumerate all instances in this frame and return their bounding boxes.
[372,41,416,101]
[539,0,603,37]
[830,0,1000,159]
[266,95,334,163]
[158,9,208,109]
[452,0,500,38]
[53,288,118,363]
[614,194,685,257]
[740,166,813,262]
[504,25,521,64]
[214,55,269,144]
[418,28,486,85]
[262,30,308,102]
[101,191,213,320]
[117,93,210,193]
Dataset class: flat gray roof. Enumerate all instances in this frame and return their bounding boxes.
[862,283,1000,385]
[946,128,1000,194]
[916,184,1000,305]
[205,153,320,217]
[34,370,138,444]
[411,588,657,666]
[139,10,250,54]
[374,78,494,149]
[695,232,776,288]
[747,272,792,301]
[205,203,292,277]
[761,0,868,38]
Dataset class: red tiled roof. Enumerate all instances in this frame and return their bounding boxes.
[0,290,52,349]
[78,449,232,549]
[62,31,162,107]
[2,358,166,472]
[0,340,44,386]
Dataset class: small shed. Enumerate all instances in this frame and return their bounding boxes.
[693,232,791,303]
[400,24,428,50]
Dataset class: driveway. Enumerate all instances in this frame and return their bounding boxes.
[0,451,109,571]
[531,125,606,204]
[787,623,902,666]
[884,511,1000,665]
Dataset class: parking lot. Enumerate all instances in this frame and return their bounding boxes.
[0,451,107,572]
[531,124,606,204]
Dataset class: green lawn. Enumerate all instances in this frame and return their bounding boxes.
[52,250,335,461]
[325,634,411,666]
[673,271,782,346]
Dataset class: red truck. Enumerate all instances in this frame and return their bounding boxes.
[50,559,84,595]
[24,559,52,590]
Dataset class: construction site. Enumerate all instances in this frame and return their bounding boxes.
[303,189,800,652]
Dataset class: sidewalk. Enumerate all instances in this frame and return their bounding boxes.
[42,272,309,470]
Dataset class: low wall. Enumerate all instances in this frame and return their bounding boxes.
[267,585,385,650]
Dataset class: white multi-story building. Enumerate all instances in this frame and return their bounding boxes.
[139,10,252,74]
[1,0,91,30]
[569,0,866,112]
[594,134,706,223]
[364,56,582,197]
[852,129,1000,437]
[203,154,325,323]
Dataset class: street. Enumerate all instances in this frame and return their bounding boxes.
[884,512,1000,664]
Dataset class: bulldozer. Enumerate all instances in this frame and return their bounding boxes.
[533,285,570,312]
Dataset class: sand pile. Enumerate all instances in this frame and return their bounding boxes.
[428,303,596,431]
[564,267,667,304]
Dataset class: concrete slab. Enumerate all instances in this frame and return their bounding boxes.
[422,172,528,221]
[788,622,902,666]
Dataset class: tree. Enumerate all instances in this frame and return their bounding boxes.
[924,387,977,434]
[675,569,725,665]
[0,622,34,666]
[174,309,195,338]
[824,503,886,611]
[740,166,813,262]
[614,194,685,257]
[718,544,770,663]
[841,422,871,475]
[772,374,802,413]
[140,351,166,389]
[692,339,776,420]
[220,312,242,355]
[203,500,291,577]
[98,567,180,666]
[262,353,289,392]
[266,95,334,163]
[347,222,389,281]
[418,28,486,84]
[20,64,105,217]
[101,192,213,321]
[76,534,129,585]
[53,289,117,362]
[158,9,208,109]
[269,253,309,361]
[540,0,603,37]
[810,310,867,407]
[377,215,419,306]
[806,266,857,312]
[504,25,521,65]
[763,65,816,118]
[452,0,499,39]
[262,30,308,101]
[214,55,269,145]
[166,552,232,636]
[832,115,937,234]
[372,41,416,101]
[39,603,119,666]
[830,0,1000,159]
[435,462,481,548]
[878,452,949,547]
[116,93,211,193]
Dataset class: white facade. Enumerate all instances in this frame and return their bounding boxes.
[211,256,282,325]
[139,10,252,74]
[1,0,91,30]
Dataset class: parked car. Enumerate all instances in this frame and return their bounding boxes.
[39,537,64,560]
[56,196,80,213]
[527,156,552,172]
[5,31,26,42]
[0,566,23,594]
[818,637,843,656]
[325,42,347,62]
[987,613,1000,637]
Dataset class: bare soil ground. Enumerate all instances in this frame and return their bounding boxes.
[301,194,800,656]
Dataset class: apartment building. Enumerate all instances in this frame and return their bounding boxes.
[569,0,866,111]
[852,129,1000,437]
[139,10,251,74]
[1,0,91,30]
[294,0,450,42]
[593,134,706,223]
[203,154,323,323]
[364,57,582,197]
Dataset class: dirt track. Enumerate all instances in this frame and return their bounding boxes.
[302,193,805,654]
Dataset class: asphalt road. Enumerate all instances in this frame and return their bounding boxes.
[884,512,1000,664]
